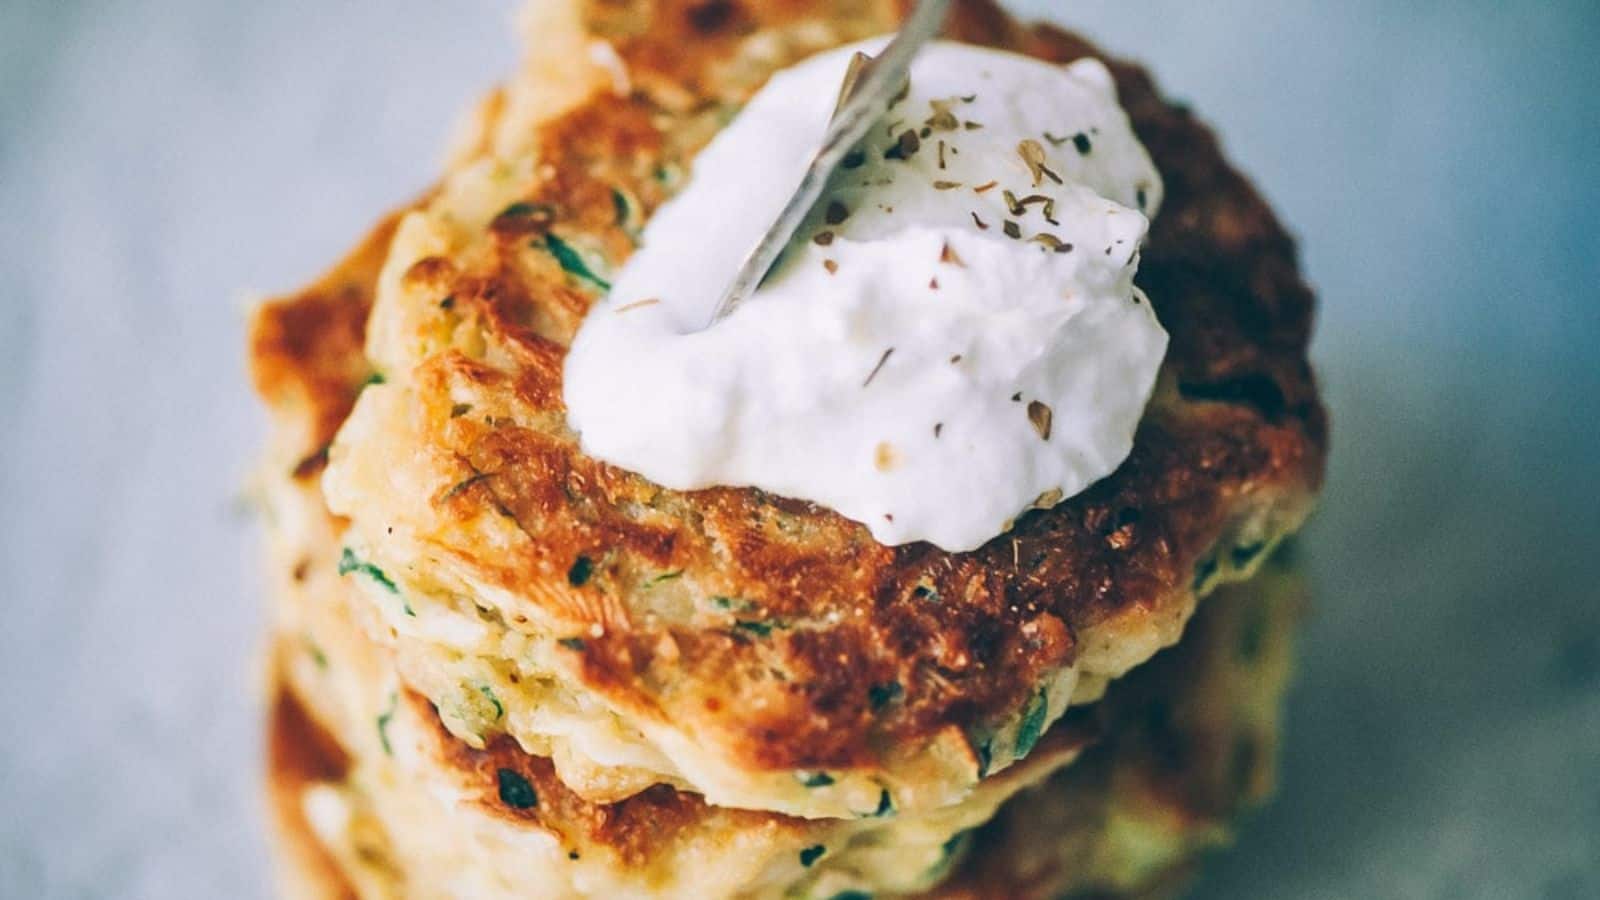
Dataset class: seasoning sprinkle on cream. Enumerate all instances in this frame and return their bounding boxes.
[564,40,1168,552]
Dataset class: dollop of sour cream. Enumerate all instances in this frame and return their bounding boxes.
[564,41,1168,552]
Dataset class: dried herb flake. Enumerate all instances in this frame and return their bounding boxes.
[868,681,903,711]
[1017,139,1063,186]
[338,548,398,595]
[862,348,894,387]
[611,188,632,226]
[1030,233,1073,253]
[376,691,397,756]
[1014,690,1048,759]
[496,768,538,809]
[567,555,594,587]
[870,789,894,817]
[478,684,504,721]
[645,570,683,587]
[884,128,921,160]
[1027,400,1054,440]
[541,234,611,290]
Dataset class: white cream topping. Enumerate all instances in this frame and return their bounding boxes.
[564,41,1167,552]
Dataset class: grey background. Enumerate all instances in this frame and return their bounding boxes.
[1,1,1596,897]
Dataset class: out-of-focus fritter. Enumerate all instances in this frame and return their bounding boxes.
[933,560,1302,899]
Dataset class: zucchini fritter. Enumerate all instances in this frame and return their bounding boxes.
[250,0,1323,842]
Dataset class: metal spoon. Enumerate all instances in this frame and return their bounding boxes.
[702,0,952,328]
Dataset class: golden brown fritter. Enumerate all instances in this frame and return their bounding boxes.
[254,265,1296,897]
[264,552,1302,900]
[253,0,1325,817]
[260,502,1094,899]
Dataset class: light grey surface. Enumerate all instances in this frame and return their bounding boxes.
[1,1,1595,898]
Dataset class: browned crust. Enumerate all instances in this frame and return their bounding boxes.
[252,0,1325,778]
[248,209,403,483]
[934,560,1302,900]
[264,676,358,900]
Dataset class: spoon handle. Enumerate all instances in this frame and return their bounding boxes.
[703,0,951,328]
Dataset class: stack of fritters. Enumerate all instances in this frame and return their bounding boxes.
[250,1,1326,896]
